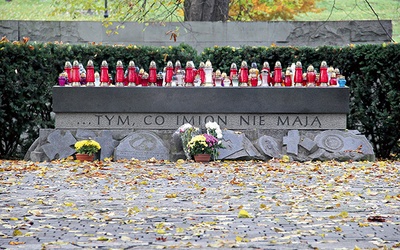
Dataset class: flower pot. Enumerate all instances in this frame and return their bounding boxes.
[76,153,94,162]
[194,154,211,163]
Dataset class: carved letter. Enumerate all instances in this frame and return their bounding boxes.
[259,116,265,126]
[105,115,114,125]
[311,116,322,128]
[204,115,215,123]
[117,116,129,125]
[183,116,194,124]
[292,116,303,126]
[277,116,289,126]
[144,115,152,125]
[217,116,227,126]
[240,116,249,125]
[95,115,103,125]
[155,116,165,125]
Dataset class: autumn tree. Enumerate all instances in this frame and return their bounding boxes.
[229,0,322,21]
[51,0,322,22]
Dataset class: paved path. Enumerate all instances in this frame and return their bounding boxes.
[0,159,399,249]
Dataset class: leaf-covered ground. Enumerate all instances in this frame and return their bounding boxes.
[0,159,399,249]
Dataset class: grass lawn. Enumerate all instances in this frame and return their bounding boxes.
[0,0,398,42]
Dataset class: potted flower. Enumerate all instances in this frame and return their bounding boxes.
[74,139,101,161]
[187,133,221,162]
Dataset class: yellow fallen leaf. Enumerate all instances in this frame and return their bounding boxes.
[236,236,243,242]
[121,236,131,241]
[238,209,251,218]
[176,159,185,164]
[97,236,109,241]
[281,155,290,163]
[339,211,349,218]
[335,226,342,232]
[165,193,177,198]
[176,227,185,233]
[9,241,25,245]
[64,202,74,207]
[10,217,18,221]
[12,230,23,236]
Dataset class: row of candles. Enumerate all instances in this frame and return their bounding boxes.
[58,59,346,87]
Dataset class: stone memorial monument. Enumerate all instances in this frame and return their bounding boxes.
[25,60,375,162]
[25,87,375,162]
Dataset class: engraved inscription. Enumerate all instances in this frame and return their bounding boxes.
[56,113,346,130]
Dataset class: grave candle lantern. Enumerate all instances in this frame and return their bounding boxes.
[115,60,125,87]
[58,72,67,86]
[64,61,72,85]
[100,60,109,87]
[176,69,184,87]
[128,61,137,86]
[157,72,163,86]
[174,60,182,75]
[338,76,346,87]
[293,61,303,87]
[184,61,196,86]
[165,61,174,87]
[284,68,292,87]
[231,75,239,87]
[86,60,95,86]
[273,61,282,86]
[260,62,272,86]
[330,72,337,86]
[94,72,100,87]
[249,68,258,87]
[204,60,213,87]
[71,60,81,87]
[198,62,206,86]
[260,69,269,87]
[222,72,230,87]
[137,68,144,86]
[148,61,157,86]
[320,61,328,86]
[306,65,316,87]
[214,69,223,87]
[229,63,237,84]
[141,71,149,87]
[239,61,249,86]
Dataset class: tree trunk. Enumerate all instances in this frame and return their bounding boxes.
[184,0,229,21]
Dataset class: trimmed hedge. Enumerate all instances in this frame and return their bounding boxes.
[0,40,399,159]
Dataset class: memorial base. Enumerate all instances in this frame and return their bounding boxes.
[25,128,375,162]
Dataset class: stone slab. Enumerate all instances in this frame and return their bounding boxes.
[1,20,392,52]
[114,131,170,160]
[55,113,347,130]
[52,86,350,114]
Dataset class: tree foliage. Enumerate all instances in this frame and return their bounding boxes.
[50,0,322,22]
[229,0,323,21]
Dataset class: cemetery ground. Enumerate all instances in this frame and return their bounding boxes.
[0,158,399,249]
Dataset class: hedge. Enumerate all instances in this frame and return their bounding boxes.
[0,40,399,159]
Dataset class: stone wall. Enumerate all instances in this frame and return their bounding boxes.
[0,20,392,51]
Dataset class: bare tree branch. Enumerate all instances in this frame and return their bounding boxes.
[363,0,395,42]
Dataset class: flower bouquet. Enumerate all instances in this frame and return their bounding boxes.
[178,123,200,160]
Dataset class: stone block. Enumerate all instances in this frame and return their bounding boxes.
[19,21,61,42]
[217,130,263,160]
[256,135,282,159]
[41,130,76,160]
[0,20,18,41]
[52,87,350,114]
[114,131,170,160]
